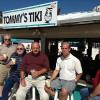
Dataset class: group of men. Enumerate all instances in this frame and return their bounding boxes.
[0,34,99,100]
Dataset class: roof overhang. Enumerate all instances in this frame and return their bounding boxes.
[57,11,100,25]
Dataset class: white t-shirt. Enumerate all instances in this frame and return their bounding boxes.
[55,53,82,80]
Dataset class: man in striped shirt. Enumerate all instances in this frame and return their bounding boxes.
[0,43,26,100]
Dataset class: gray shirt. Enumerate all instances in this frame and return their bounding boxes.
[0,44,17,63]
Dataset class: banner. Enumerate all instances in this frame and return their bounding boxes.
[3,1,57,29]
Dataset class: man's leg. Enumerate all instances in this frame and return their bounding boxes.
[16,76,33,100]
[80,87,90,100]
[59,88,69,100]
[1,76,16,100]
[36,80,49,100]
[44,78,61,99]
[0,64,10,97]
[44,85,55,97]
[0,84,3,97]
[59,79,76,100]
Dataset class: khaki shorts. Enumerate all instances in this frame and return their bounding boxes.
[0,64,10,83]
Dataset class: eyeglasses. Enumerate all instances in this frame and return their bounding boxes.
[4,39,11,41]
[17,48,24,50]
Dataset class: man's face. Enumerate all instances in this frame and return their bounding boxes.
[61,44,70,57]
[31,43,40,55]
[4,35,11,45]
[16,45,24,55]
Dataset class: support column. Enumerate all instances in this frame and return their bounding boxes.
[41,35,46,53]
[87,40,92,58]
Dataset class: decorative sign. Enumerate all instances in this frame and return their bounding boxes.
[2,1,57,29]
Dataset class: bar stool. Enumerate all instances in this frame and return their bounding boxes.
[54,89,59,100]
[31,87,36,100]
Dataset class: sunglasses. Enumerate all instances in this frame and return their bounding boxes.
[17,48,24,50]
[4,39,11,41]
[61,48,68,49]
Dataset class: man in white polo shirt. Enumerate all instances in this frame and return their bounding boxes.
[45,42,83,100]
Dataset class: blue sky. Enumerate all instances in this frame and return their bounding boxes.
[0,0,100,14]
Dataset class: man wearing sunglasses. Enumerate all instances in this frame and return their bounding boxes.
[0,34,16,97]
[0,44,26,100]
[16,42,50,100]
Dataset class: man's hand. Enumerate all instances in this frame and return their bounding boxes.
[0,54,7,61]
[6,60,15,67]
[31,71,40,78]
[20,78,26,87]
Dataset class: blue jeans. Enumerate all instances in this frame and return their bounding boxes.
[80,87,100,100]
[0,75,19,100]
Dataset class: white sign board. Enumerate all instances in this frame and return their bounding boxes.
[3,1,57,29]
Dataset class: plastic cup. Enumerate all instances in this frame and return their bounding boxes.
[3,54,7,59]
[11,58,16,64]
[45,79,51,87]
[31,69,35,73]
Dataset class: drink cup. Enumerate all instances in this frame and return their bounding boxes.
[11,58,16,64]
[3,54,7,59]
[31,69,35,73]
[45,79,51,87]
